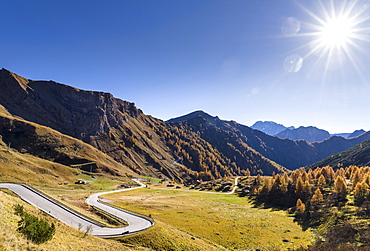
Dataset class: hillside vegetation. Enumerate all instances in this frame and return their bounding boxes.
[0,134,226,250]
[251,165,370,249]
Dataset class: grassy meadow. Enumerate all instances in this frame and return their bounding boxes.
[103,188,314,250]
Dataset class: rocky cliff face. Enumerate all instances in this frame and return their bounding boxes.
[0,68,140,140]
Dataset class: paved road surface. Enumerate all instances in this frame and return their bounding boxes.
[0,179,153,238]
[0,177,239,237]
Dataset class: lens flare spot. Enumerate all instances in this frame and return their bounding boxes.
[281,17,301,37]
[283,54,303,72]
[247,87,261,98]
[221,57,240,77]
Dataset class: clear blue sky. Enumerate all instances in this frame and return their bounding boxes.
[2,0,370,133]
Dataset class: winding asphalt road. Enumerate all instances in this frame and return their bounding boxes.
[0,177,239,238]
[0,179,153,238]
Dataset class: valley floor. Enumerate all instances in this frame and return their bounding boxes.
[102,187,314,250]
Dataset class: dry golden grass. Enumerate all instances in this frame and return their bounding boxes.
[116,220,225,251]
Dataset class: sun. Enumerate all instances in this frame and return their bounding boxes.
[318,16,354,49]
[287,0,370,72]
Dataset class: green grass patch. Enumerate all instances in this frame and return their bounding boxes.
[142,176,162,183]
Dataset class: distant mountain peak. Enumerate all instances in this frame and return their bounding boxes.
[0,68,12,74]
[251,121,292,136]
[348,129,366,138]
[0,68,30,91]
[167,110,218,123]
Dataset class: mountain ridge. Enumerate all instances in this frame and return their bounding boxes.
[169,110,370,169]
[251,119,365,141]
[307,137,370,169]
[1,69,370,180]
[347,129,366,138]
